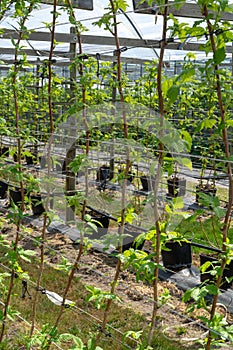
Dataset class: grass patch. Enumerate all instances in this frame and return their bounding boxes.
[0,244,195,350]
[177,214,233,254]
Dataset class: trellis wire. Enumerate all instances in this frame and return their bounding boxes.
[0,299,64,350]
[0,262,137,349]
[2,208,233,335]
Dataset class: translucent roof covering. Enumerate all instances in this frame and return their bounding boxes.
[0,0,232,64]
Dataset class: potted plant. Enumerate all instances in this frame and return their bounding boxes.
[167,161,186,197]
[10,147,18,162]
[200,252,233,290]
[85,209,110,240]
[96,165,111,191]
[167,175,186,197]
[195,179,217,204]
[24,149,36,165]
[0,146,9,157]
[117,223,145,252]
[195,147,217,204]
[9,186,26,207]
[161,231,192,271]
[140,174,156,192]
[30,193,45,216]
[196,194,233,289]
[25,173,45,215]
[0,180,8,199]
[156,197,193,272]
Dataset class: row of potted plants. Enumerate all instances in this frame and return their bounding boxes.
[0,179,44,216]
[82,205,233,291]
[162,238,233,290]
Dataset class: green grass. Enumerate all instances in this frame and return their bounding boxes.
[177,214,233,255]
[0,247,196,350]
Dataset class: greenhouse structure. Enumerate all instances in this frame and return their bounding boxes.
[0,0,233,349]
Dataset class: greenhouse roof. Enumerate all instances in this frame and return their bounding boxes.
[0,0,233,65]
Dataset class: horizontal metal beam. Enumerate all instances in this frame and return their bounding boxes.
[0,47,67,58]
[1,29,75,43]
[132,1,233,21]
[0,29,198,47]
[41,0,93,10]
[0,50,154,65]
[1,29,233,53]
[0,59,70,66]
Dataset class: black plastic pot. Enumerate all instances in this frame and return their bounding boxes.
[96,166,111,191]
[39,156,46,169]
[56,159,66,174]
[200,253,233,290]
[0,180,8,199]
[117,225,145,252]
[140,175,155,192]
[13,153,18,162]
[167,177,186,197]
[26,155,34,165]
[196,185,217,204]
[127,172,134,184]
[0,147,9,157]
[86,211,110,240]
[9,188,24,207]
[161,241,192,271]
[96,166,110,181]
[30,194,45,216]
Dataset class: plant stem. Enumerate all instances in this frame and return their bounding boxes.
[0,221,20,342]
[0,1,35,342]
[30,0,57,337]
[30,214,47,338]
[148,0,168,345]
[44,3,88,348]
[96,0,128,342]
[202,5,233,349]
[44,243,83,350]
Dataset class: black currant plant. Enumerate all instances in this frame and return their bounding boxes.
[0,0,41,342]
[1,0,233,349]
[170,0,233,348]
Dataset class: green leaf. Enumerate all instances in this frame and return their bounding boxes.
[161,78,172,96]
[181,130,192,152]
[213,47,226,65]
[6,306,19,321]
[172,196,184,210]
[226,119,233,127]
[206,284,219,295]
[183,288,192,302]
[213,206,226,219]
[167,85,180,103]
[18,248,35,262]
[123,330,143,342]
[69,154,87,173]
[199,119,216,130]
[177,67,195,83]
[175,156,192,170]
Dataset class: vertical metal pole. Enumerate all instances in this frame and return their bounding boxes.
[65,27,77,223]
[230,43,233,159]
[109,53,117,180]
[35,60,40,159]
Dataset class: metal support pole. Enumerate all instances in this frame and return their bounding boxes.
[109,55,117,180]
[65,27,77,223]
